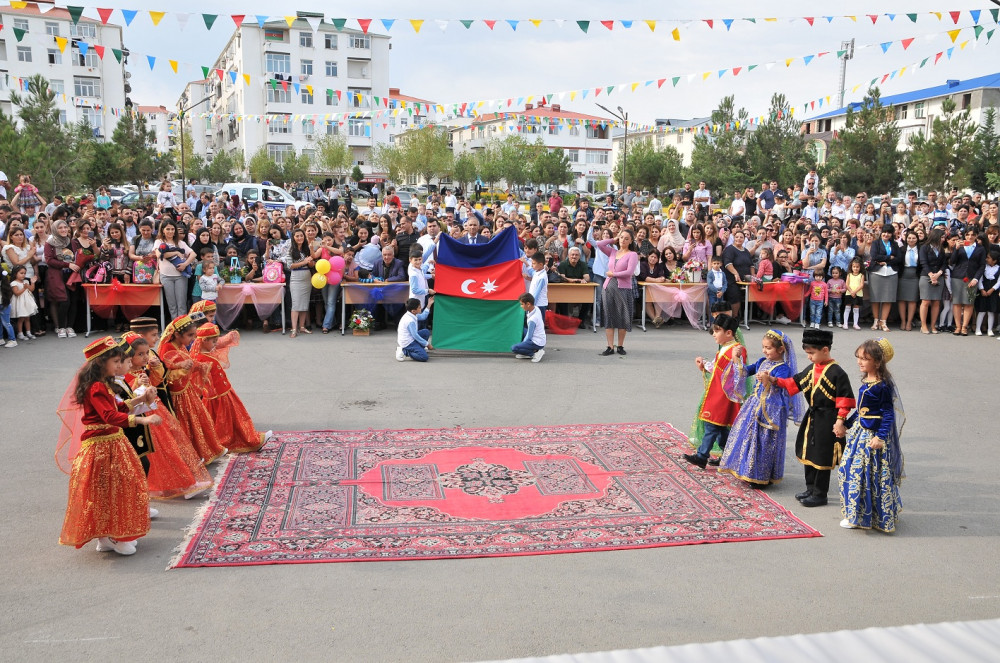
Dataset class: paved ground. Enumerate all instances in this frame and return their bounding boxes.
[2,321,998,662]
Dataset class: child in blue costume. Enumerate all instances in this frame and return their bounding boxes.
[837,337,905,532]
[718,329,805,487]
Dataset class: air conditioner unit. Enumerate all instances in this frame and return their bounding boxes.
[299,74,308,81]
[361,68,368,77]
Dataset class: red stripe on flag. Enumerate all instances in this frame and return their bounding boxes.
[434,260,525,301]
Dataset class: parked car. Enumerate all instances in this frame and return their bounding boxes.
[217,183,310,213]
[395,191,417,209]
[107,187,131,203]
[119,190,158,208]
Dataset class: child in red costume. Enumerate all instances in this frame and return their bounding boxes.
[156,315,227,464]
[192,323,274,453]
[122,332,213,499]
[684,313,748,469]
[59,336,161,556]
[190,300,240,367]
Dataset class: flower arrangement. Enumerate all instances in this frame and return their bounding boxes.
[681,258,706,282]
[219,262,250,284]
[964,277,978,304]
[349,308,375,331]
[667,267,690,283]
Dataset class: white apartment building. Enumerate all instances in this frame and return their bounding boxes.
[804,72,1000,164]
[134,104,172,153]
[387,88,438,143]
[450,101,613,192]
[611,117,711,175]
[0,2,126,139]
[193,13,390,178]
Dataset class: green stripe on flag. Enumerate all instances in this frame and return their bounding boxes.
[432,297,524,353]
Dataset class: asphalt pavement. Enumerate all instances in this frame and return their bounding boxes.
[1,320,997,662]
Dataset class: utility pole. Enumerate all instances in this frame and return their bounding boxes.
[837,38,855,109]
[596,104,628,196]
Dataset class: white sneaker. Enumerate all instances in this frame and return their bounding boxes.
[839,519,858,529]
[827,322,833,327]
[66,328,77,338]
[57,328,67,338]
[185,481,212,499]
[853,324,861,330]
[989,330,995,337]
[531,349,545,363]
[95,537,115,552]
[148,507,159,519]
[395,346,405,361]
[96,537,137,555]
[26,332,36,339]
[264,429,277,443]
[17,333,28,341]
[4,340,17,348]
[775,315,791,325]
[514,354,531,359]
[976,329,983,336]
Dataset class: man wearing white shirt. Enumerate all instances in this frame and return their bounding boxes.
[693,181,711,221]
[501,194,519,216]
[0,171,8,200]
[444,188,458,212]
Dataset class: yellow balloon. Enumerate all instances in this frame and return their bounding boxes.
[311,272,328,289]
[315,258,331,275]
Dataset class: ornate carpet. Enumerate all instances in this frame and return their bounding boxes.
[170,422,819,568]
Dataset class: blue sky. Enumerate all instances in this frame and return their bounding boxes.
[94,0,1000,122]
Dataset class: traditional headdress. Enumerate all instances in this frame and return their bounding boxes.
[155,314,196,355]
[766,328,806,424]
[196,323,220,339]
[875,337,895,363]
[802,328,834,349]
[120,331,144,347]
[190,300,217,314]
[82,335,123,361]
[128,316,159,331]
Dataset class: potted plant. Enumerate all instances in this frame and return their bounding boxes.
[682,258,706,283]
[349,308,375,335]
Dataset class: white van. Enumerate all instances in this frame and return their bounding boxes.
[217,183,310,213]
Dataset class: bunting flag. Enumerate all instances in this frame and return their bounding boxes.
[149,11,165,26]
[203,14,218,30]
[120,9,137,26]
[410,19,424,33]
[96,7,113,24]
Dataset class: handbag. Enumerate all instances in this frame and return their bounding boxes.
[84,261,110,284]
[133,259,156,284]
[262,261,286,284]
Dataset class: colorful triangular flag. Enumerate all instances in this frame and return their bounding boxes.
[149,11,165,26]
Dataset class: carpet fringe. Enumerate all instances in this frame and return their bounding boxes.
[165,453,236,571]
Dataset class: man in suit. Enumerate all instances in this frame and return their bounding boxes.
[459,216,485,245]
[371,245,407,329]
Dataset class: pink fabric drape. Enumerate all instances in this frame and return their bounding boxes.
[214,283,284,329]
[645,283,708,329]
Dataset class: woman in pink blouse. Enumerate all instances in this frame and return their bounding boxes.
[682,224,713,265]
[597,230,638,356]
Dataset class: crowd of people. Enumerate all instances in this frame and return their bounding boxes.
[1,168,998,352]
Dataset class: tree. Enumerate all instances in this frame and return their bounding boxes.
[84,141,125,190]
[205,150,240,184]
[281,152,312,184]
[452,152,478,193]
[825,87,902,196]
[7,74,86,196]
[315,133,352,179]
[170,131,206,183]
[904,97,977,193]
[400,126,453,184]
[495,134,535,191]
[371,142,405,183]
[688,95,751,195]
[351,165,364,183]
[613,138,684,192]
[531,147,574,191]
[744,93,815,188]
[970,107,1000,196]
[248,147,282,184]
[108,111,164,186]
[476,140,503,192]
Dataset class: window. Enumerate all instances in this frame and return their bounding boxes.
[0,40,6,61]
[301,148,315,165]
[586,151,609,164]
[348,88,368,108]
[961,93,972,110]
[265,52,291,75]
[47,48,62,65]
[914,101,925,119]
[301,59,313,76]
[896,104,908,120]
[676,134,683,144]
[348,118,369,137]
[80,107,102,132]
[58,110,68,125]
[301,89,314,104]
[266,86,291,103]
[45,21,60,36]
[267,144,295,165]
[547,124,558,135]
[325,61,338,77]
[324,34,338,49]
[13,18,29,32]
[586,126,607,139]
[268,115,291,134]
[50,79,65,94]
[74,76,100,97]
[400,117,408,129]
[71,23,97,38]
[302,120,314,135]
[299,31,313,47]
[17,46,32,63]
[569,125,580,136]
[75,46,99,68]
[566,149,579,163]
[325,121,339,135]
[326,89,336,106]
[351,35,370,49]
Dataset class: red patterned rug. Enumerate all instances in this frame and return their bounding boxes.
[170,422,819,568]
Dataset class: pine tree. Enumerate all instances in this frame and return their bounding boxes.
[970,107,999,196]
[745,93,815,188]
[904,97,977,193]
[825,87,902,196]
[110,111,166,187]
[8,74,81,196]
[689,95,750,195]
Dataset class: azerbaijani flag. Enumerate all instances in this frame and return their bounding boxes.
[432,226,525,352]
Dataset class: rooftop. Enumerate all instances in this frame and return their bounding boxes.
[2,2,100,24]
[389,88,435,105]
[808,71,1000,120]
[473,103,611,125]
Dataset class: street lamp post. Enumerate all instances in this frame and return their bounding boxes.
[177,96,212,189]
[596,104,628,200]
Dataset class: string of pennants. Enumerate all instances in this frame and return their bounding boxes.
[1,1,999,38]
[1,14,993,125]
